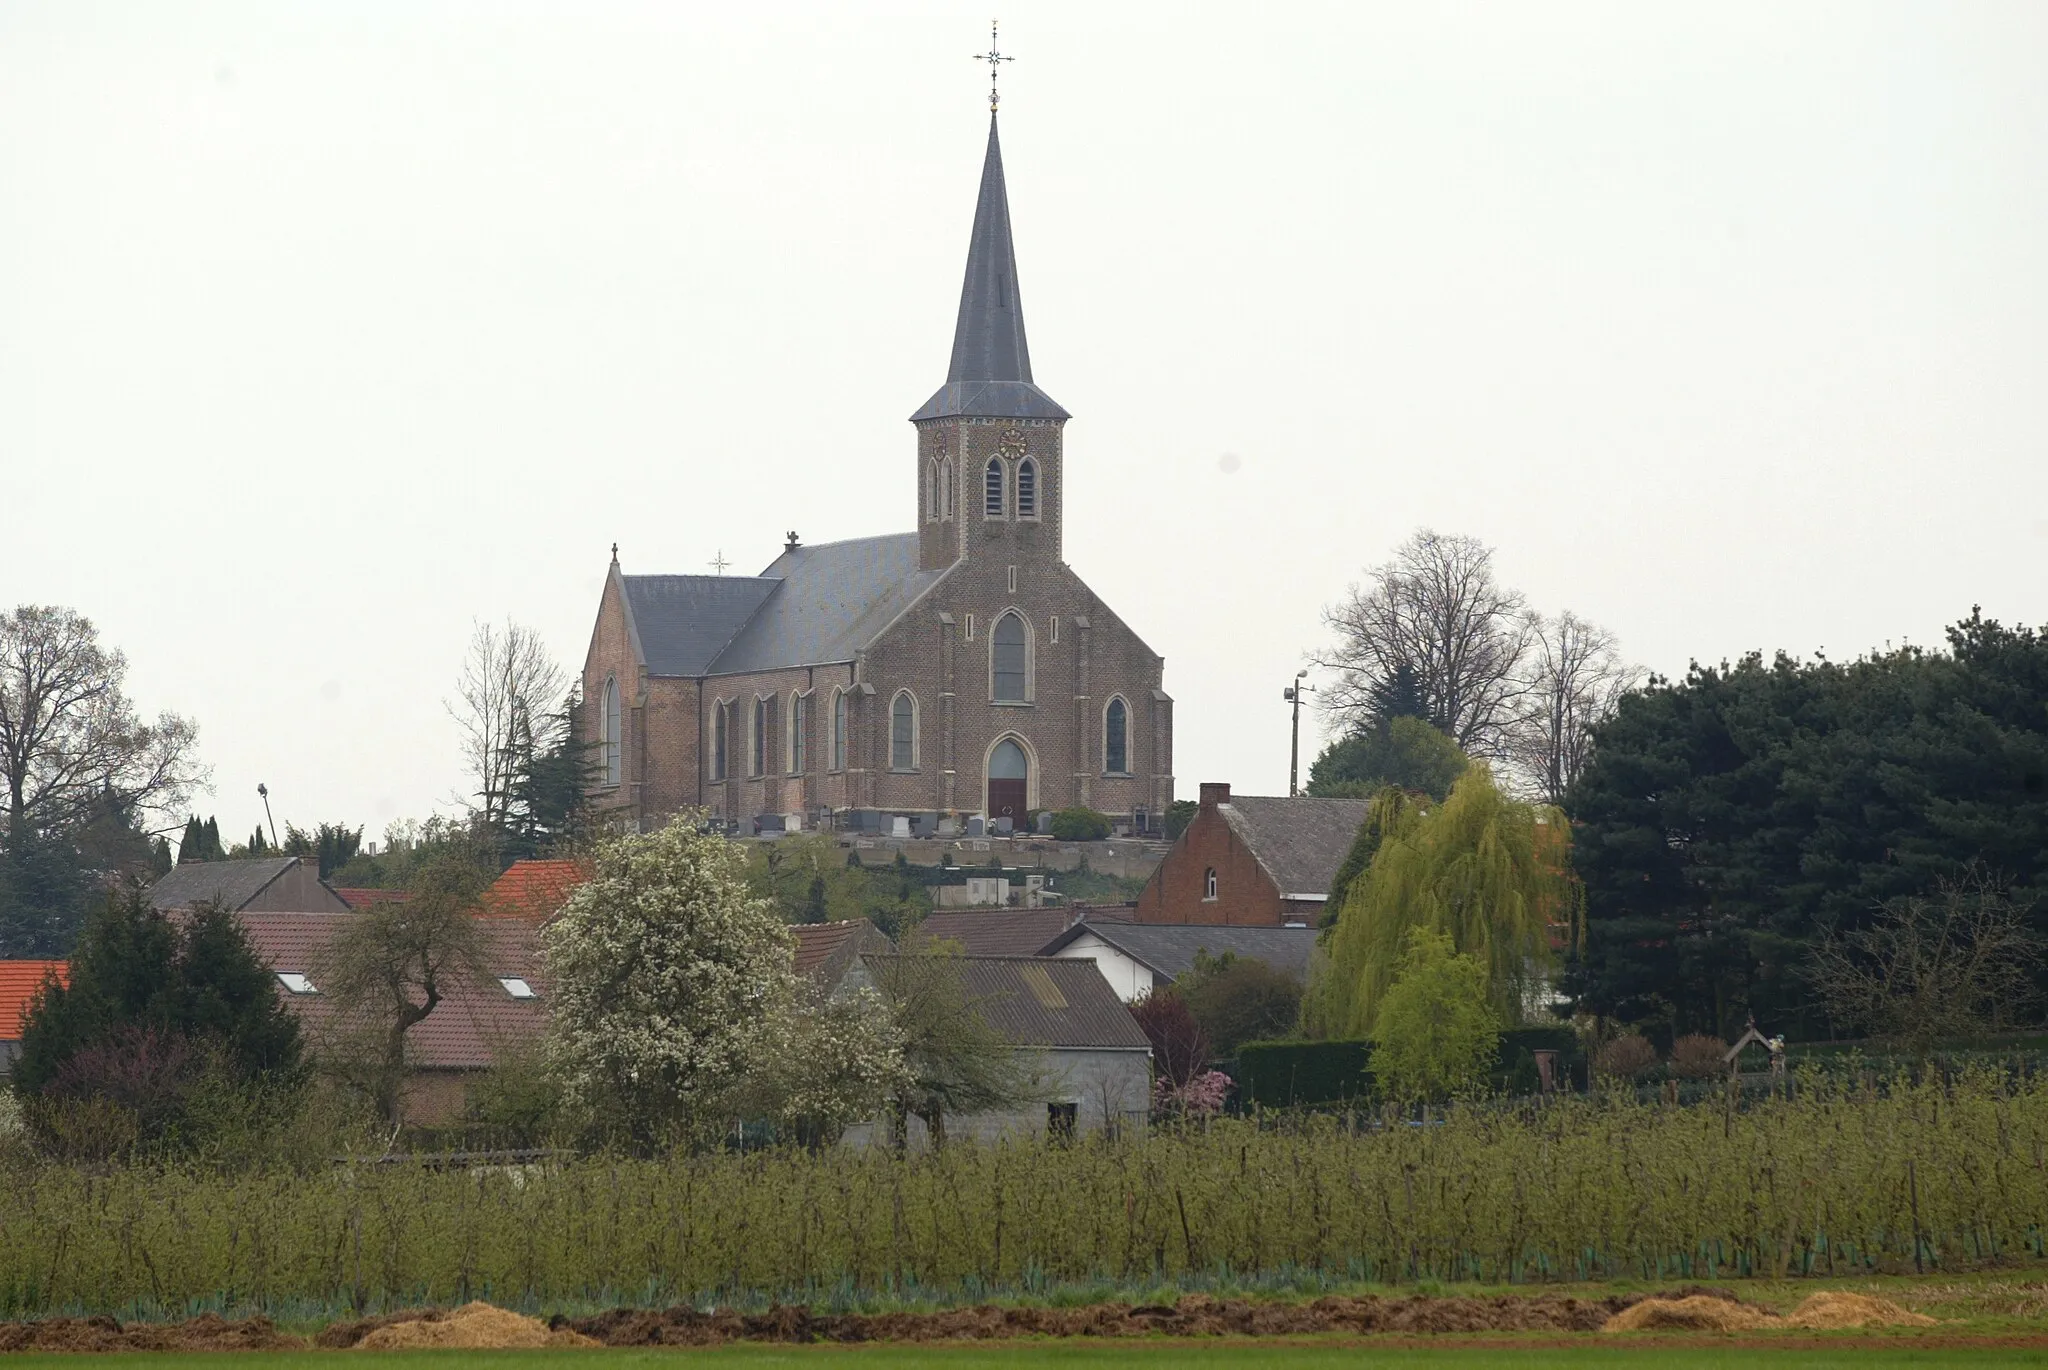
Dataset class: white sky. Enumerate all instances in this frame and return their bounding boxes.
[4,2,2044,844]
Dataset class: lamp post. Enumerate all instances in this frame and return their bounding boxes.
[257,783,278,850]
[1283,671,1314,797]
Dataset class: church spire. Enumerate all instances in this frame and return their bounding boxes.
[911,113,1069,422]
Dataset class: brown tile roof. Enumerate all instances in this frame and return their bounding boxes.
[331,888,412,908]
[236,912,545,1071]
[481,859,589,921]
[1217,795,1370,899]
[0,961,66,1040]
[790,918,894,986]
[862,954,1150,1051]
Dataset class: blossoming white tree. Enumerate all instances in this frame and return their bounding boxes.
[542,812,902,1143]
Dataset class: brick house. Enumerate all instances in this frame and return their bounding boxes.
[147,856,351,914]
[581,112,1172,834]
[1134,783,1368,927]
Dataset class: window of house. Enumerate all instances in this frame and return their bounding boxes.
[891,691,916,770]
[1105,696,1128,774]
[832,688,847,771]
[712,701,728,780]
[992,612,1028,702]
[752,697,767,777]
[984,458,1005,517]
[1017,458,1037,518]
[1047,1101,1077,1143]
[601,676,622,787]
[1204,867,1218,901]
[789,692,807,774]
[277,972,317,995]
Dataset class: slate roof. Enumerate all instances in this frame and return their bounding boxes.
[148,858,312,912]
[862,954,1148,1050]
[707,536,945,676]
[918,904,1134,958]
[1042,921,1319,985]
[1218,795,1371,900]
[621,574,780,676]
[0,961,66,1040]
[911,115,1068,422]
[236,912,545,1071]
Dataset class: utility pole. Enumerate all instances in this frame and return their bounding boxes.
[1283,671,1314,797]
[257,782,278,850]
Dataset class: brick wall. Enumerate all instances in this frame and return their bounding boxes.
[1134,783,1286,926]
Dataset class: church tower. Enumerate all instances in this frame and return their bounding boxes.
[911,114,1068,574]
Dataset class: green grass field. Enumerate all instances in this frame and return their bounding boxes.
[3,1345,2046,1369]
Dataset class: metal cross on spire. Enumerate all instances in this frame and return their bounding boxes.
[972,19,1012,113]
[709,549,731,576]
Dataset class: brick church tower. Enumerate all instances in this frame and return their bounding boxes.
[581,110,1172,832]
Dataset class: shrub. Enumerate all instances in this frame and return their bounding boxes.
[1369,928,1499,1101]
[1130,991,1210,1088]
[1670,1033,1730,1079]
[1047,808,1112,842]
[1595,1034,1659,1079]
[1175,952,1301,1058]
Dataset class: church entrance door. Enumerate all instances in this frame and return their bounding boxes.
[987,738,1028,822]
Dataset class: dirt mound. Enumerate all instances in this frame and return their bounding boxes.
[1786,1292,1937,1329]
[0,1312,303,1353]
[1603,1295,1778,1332]
[352,1302,596,1350]
[561,1290,1737,1345]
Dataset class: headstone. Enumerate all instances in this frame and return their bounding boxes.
[784,812,804,834]
[890,815,911,839]
[937,816,959,837]
[966,816,985,837]
[1036,811,1054,835]
[994,816,1014,836]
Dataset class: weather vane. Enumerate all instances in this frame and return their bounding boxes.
[973,19,1012,113]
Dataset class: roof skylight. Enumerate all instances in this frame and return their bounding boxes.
[276,972,317,995]
[499,977,538,1000]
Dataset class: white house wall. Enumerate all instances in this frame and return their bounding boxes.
[1052,937,1155,1002]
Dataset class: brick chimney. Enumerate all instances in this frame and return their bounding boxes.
[1199,781,1231,811]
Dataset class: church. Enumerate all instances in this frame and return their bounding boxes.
[580,111,1172,833]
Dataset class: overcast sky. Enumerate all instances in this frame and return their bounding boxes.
[4,2,2044,847]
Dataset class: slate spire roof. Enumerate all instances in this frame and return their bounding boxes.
[912,115,1069,422]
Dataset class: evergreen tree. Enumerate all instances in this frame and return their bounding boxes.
[1307,715,1469,800]
[177,815,227,864]
[1367,661,1429,730]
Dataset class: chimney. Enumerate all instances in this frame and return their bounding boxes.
[1199,782,1231,811]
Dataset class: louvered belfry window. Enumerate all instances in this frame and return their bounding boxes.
[984,458,1005,517]
[1017,458,1037,518]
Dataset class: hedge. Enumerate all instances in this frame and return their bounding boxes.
[1236,1027,1584,1108]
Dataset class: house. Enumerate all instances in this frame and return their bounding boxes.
[1134,783,1367,926]
[148,856,352,914]
[918,904,1132,957]
[0,960,66,1076]
[790,918,895,990]
[842,953,1151,1145]
[480,859,589,922]
[1039,920,1319,1003]
[234,912,547,1124]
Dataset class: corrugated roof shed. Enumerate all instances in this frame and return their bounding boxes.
[1046,921,1319,984]
[0,961,66,1040]
[919,905,1135,958]
[1217,795,1370,899]
[863,954,1148,1050]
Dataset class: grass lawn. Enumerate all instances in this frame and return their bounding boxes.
[2,1344,2044,1369]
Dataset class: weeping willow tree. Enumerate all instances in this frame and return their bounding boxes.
[1306,764,1576,1038]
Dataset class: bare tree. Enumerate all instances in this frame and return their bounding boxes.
[448,620,567,833]
[1808,875,2043,1059]
[313,850,494,1124]
[1317,530,1533,755]
[1508,612,1639,805]
[0,605,204,848]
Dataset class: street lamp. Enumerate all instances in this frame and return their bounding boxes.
[1283,671,1315,797]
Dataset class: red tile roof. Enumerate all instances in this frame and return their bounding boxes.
[790,919,893,985]
[481,859,589,922]
[0,961,67,1040]
[236,912,545,1070]
[331,888,412,909]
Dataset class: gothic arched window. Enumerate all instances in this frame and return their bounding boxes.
[1017,458,1037,519]
[752,697,768,777]
[984,458,1005,517]
[788,692,807,775]
[939,459,954,519]
[992,612,1028,702]
[1104,696,1128,774]
[711,700,728,781]
[891,691,917,770]
[832,688,847,771]
[1204,867,1218,900]
[601,675,622,787]
[925,460,940,521]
